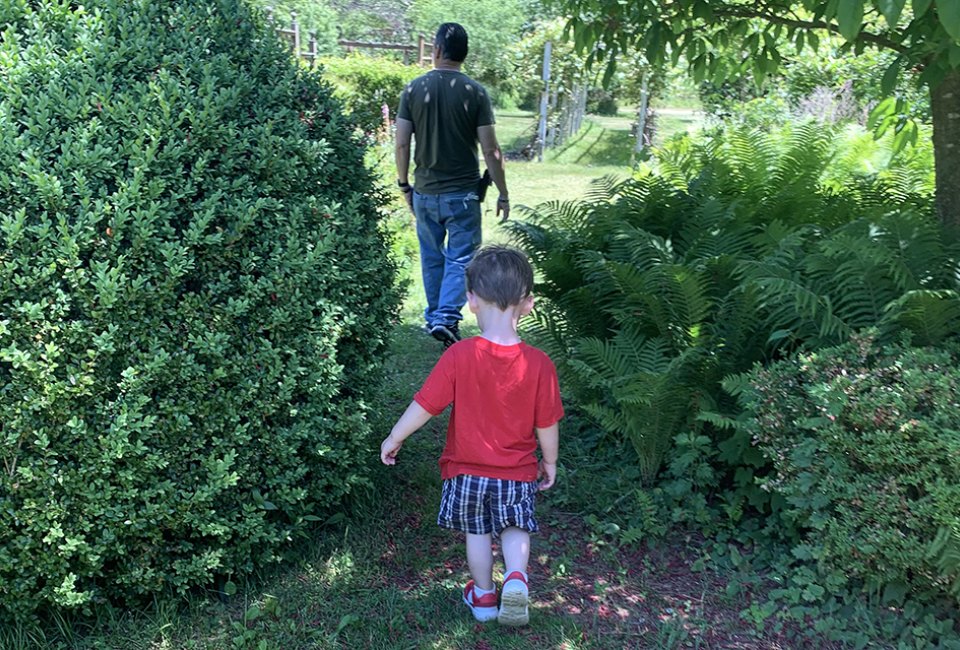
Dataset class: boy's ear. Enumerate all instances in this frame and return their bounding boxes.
[519,294,535,316]
[466,291,479,313]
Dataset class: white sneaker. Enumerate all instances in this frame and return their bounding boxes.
[463,580,498,622]
[497,571,529,626]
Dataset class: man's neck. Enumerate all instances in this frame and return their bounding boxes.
[434,59,462,72]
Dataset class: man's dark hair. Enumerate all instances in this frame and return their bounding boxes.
[465,246,534,310]
[434,22,468,62]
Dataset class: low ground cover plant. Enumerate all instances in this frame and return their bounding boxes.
[737,334,960,604]
[0,0,398,619]
[509,120,954,483]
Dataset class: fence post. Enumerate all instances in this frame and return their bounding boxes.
[308,31,317,66]
[290,11,300,56]
[537,41,552,162]
[632,70,650,165]
[547,89,558,148]
[579,85,588,131]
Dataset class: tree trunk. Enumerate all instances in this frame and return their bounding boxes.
[931,69,960,229]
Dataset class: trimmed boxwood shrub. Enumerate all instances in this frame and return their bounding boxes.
[0,0,399,618]
[738,334,960,601]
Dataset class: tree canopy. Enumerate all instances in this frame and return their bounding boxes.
[557,0,960,225]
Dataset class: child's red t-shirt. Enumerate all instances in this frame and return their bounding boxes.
[414,337,564,482]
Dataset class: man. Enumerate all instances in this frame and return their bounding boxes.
[395,22,510,348]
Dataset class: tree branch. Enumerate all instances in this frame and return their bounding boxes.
[715,3,909,55]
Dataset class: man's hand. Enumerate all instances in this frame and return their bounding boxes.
[496,196,510,222]
[380,434,403,465]
[403,189,414,215]
[537,459,556,491]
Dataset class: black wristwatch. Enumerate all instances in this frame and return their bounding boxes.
[397,180,412,193]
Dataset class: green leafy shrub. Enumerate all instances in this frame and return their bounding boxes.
[735,334,960,602]
[782,48,929,121]
[0,0,399,619]
[319,54,421,133]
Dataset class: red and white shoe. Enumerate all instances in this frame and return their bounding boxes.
[462,580,498,622]
[498,571,529,626]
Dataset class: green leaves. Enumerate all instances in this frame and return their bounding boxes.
[318,54,419,133]
[740,338,960,602]
[912,0,933,17]
[837,0,864,40]
[880,56,902,95]
[0,0,399,619]
[937,0,960,41]
[877,0,906,28]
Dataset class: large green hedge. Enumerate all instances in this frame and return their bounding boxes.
[0,0,399,618]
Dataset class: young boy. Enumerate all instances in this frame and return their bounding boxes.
[380,245,563,626]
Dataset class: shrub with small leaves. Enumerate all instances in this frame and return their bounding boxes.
[0,0,399,618]
[737,333,960,601]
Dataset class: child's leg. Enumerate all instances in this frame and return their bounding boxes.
[465,532,495,591]
[499,526,530,578]
[497,526,531,626]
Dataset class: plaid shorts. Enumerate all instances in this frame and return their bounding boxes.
[438,474,539,537]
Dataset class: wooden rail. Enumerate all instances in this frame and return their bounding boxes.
[267,7,429,67]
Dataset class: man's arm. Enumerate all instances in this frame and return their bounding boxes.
[395,117,414,214]
[477,125,509,221]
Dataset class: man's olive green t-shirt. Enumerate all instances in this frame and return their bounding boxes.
[397,69,495,195]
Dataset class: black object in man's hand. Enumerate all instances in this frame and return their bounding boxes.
[477,169,492,202]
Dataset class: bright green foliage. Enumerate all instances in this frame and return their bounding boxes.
[0,0,399,618]
[736,334,960,601]
[319,54,421,133]
[556,0,960,227]
[508,121,955,482]
[409,0,526,93]
[558,0,960,91]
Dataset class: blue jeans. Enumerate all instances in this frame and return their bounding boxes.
[413,189,482,327]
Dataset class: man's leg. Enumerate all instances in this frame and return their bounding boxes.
[435,191,482,328]
[413,191,445,328]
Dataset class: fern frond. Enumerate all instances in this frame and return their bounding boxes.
[882,289,960,346]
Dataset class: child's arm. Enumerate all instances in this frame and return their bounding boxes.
[535,423,559,490]
[380,401,433,465]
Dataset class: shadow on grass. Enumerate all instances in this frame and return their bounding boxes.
[547,120,635,168]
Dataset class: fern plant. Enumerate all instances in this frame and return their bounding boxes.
[509,119,952,486]
[569,328,706,484]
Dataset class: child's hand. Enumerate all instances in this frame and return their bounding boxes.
[537,460,556,491]
[380,435,403,465]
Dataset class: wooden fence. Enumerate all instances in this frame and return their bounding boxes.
[536,42,590,160]
[267,9,430,67]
